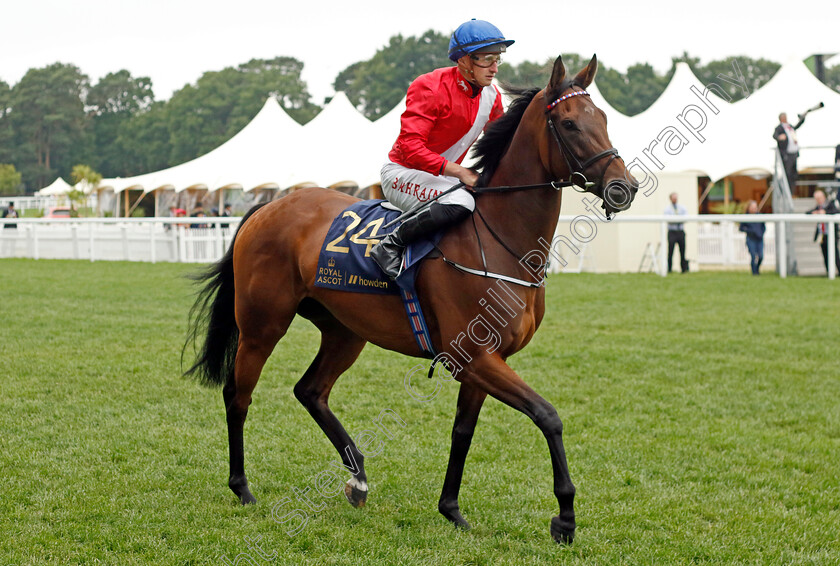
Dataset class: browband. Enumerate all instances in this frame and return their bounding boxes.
[546,89,590,111]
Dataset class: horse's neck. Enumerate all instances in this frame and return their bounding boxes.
[481,112,565,249]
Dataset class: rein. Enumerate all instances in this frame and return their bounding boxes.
[384,175,590,230]
[472,176,589,195]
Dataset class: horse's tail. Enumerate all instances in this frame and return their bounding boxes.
[182,203,269,387]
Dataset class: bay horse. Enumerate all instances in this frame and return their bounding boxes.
[184,55,637,543]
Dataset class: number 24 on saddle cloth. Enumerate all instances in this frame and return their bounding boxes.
[314,199,442,357]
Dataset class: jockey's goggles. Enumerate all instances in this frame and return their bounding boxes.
[470,53,502,68]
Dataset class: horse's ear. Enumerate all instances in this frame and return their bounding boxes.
[546,55,567,99]
[574,54,598,88]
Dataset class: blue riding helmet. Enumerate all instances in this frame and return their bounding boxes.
[448,19,515,62]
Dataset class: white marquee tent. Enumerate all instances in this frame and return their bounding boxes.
[98,59,840,201]
[622,62,742,181]
[103,97,304,194]
[35,177,75,196]
[293,92,384,188]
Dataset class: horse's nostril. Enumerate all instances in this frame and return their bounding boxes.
[604,181,634,211]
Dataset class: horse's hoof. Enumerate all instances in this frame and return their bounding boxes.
[439,501,471,530]
[550,515,575,544]
[238,490,257,505]
[229,477,257,505]
[344,480,367,508]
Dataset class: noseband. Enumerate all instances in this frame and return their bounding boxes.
[545,87,620,193]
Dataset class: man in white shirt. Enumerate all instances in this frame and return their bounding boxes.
[664,192,689,273]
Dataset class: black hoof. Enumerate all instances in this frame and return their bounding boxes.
[238,490,257,505]
[229,477,257,505]
[344,482,367,508]
[550,515,575,544]
[439,501,471,530]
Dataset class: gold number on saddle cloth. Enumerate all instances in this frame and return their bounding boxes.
[325,211,362,253]
[325,211,385,257]
[350,217,384,257]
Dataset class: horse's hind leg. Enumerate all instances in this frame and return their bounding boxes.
[225,294,297,505]
[293,312,369,507]
[438,383,487,529]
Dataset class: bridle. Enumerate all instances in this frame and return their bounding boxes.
[544,83,621,197]
[437,83,627,287]
[469,83,623,201]
[390,83,629,288]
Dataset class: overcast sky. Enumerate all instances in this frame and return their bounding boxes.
[1,0,837,104]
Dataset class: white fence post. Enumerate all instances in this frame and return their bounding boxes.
[89,224,95,262]
[32,225,39,260]
[72,225,80,260]
[778,222,787,279]
[659,221,668,276]
[177,226,186,262]
[121,225,129,261]
[215,223,224,258]
[726,221,735,266]
[828,219,836,281]
[150,222,157,264]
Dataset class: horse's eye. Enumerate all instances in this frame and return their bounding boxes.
[561,120,576,131]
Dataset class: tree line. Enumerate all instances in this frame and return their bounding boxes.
[1,30,837,195]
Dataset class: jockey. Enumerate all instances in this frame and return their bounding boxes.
[370,19,514,279]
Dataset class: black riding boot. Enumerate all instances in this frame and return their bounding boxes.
[371,202,471,280]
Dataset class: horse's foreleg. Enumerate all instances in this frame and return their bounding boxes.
[293,321,369,508]
[438,383,487,529]
[464,356,576,544]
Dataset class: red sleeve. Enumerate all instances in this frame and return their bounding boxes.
[391,77,447,176]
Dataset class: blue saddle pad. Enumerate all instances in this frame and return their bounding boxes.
[314,200,439,295]
[315,199,443,358]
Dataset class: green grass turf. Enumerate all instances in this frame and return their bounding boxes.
[1,258,838,565]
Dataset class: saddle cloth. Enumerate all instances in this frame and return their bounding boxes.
[314,199,441,357]
[314,200,440,294]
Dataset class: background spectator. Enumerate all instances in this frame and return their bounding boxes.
[739,200,765,275]
[807,189,840,274]
[664,192,689,273]
[2,202,19,229]
[773,112,806,191]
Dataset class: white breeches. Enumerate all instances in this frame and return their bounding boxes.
[380,161,475,212]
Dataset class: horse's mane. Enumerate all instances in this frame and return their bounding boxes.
[473,86,542,187]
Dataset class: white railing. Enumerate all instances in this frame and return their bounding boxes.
[1,214,836,279]
[557,214,834,280]
[696,221,776,266]
[0,217,240,263]
[1,195,99,214]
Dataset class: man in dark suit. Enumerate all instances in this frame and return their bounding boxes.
[773,112,806,191]
[807,189,840,274]
[2,202,18,229]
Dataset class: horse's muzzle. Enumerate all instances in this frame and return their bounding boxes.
[602,180,637,214]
